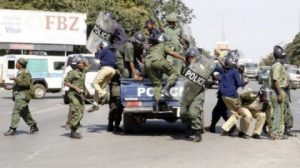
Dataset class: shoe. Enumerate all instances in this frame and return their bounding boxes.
[107,124,114,132]
[221,130,230,136]
[114,127,123,132]
[88,105,99,113]
[284,127,296,137]
[161,83,172,98]
[70,132,82,139]
[238,132,250,139]
[275,134,288,140]
[192,130,202,142]
[268,134,276,140]
[252,133,261,139]
[204,126,216,133]
[4,127,16,136]
[30,124,39,134]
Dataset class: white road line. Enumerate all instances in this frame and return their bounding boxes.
[24,145,51,161]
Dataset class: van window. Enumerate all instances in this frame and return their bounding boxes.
[8,60,15,69]
[54,61,65,70]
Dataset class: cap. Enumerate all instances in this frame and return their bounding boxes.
[17,58,28,66]
[144,19,155,28]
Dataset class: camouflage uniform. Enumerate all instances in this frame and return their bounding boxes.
[268,61,287,137]
[10,69,37,129]
[180,90,205,131]
[64,69,86,131]
[144,43,179,101]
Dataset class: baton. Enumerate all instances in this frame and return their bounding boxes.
[74,92,94,104]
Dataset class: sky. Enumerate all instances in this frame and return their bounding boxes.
[182,0,300,63]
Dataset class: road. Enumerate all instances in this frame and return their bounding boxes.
[0,81,300,168]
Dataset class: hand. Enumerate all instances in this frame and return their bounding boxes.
[75,87,82,94]
[133,75,143,81]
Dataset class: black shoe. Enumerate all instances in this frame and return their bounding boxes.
[161,83,173,98]
[4,127,16,136]
[252,133,261,139]
[192,130,202,142]
[238,132,250,139]
[107,124,114,132]
[114,126,123,132]
[70,132,82,139]
[204,126,215,133]
[30,124,39,134]
[88,105,99,113]
[284,127,296,137]
[100,93,110,105]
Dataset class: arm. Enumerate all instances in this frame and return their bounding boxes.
[129,62,143,81]
[234,70,248,87]
[164,48,185,63]
[64,72,81,93]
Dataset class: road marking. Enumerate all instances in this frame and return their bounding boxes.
[24,145,51,161]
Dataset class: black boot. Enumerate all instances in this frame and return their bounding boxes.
[284,126,295,137]
[4,127,16,136]
[114,121,123,132]
[70,127,82,139]
[107,120,114,132]
[30,124,39,134]
[185,126,192,139]
[193,130,202,142]
[153,100,159,113]
[161,83,172,98]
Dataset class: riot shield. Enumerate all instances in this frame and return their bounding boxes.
[173,54,216,105]
[86,12,118,53]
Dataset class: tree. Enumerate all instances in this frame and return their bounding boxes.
[286,32,300,66]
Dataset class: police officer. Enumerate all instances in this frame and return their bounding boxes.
[180,48,204,142]
[4,58,39,136]
[107,32,146,132]
[64,56,90,139]
[144,34,185,108]
[268,45,288,139]
[239,87,268,139]
[163,13,184,73]
[144,19,161,46]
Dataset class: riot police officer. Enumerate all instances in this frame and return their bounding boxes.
[64,56,90,139]
[180,48,205,142]
[268,45,288,139]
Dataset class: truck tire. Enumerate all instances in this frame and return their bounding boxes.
[63,92,69,104]
[123,114,136,133]
[33,84,46,99]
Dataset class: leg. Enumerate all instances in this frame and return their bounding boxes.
[252,111,266,136]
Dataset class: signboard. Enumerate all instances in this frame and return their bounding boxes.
[0,9,86,45]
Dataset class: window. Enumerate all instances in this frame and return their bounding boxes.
[54,61,65,70]
[8,60,15,69]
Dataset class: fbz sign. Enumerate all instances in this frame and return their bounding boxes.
[0,9,86,45]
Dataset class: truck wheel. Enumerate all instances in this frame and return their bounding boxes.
[63,92,69,104]
[33,84,46,99]
[123,114,136,133]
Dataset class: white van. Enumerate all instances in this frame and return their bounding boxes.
[61,54,100,104]
[1,54,66,98]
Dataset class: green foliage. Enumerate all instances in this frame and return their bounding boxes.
[286,32,300,66]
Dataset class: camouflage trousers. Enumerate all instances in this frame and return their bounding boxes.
[266,90,286,137]
[10,94,36,129]
[68,92,85,129]
[180,91,205,130]
[283,89,293,128]
[144,57,179,101]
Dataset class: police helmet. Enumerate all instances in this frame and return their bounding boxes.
[165,13,177,22]
[185,47,199,58]
[224,50,239,69]
[273,45,286,59]
[104,11,115,20]
[132,31,145,44]
[157,34,170,43]
[259,85,272,101]
[71,55,84,65]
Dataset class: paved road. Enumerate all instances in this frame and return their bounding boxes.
[0,81,300,168]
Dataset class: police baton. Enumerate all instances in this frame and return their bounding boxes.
[74,91,93,104]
